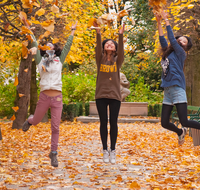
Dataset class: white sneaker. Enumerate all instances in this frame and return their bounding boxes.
[103,150,109,163]
[110,150,116,164]
[178,127,187,145]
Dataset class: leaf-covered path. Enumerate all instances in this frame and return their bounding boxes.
[1,119,200,189]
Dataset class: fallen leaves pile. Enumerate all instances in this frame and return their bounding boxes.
[1,120,200,189]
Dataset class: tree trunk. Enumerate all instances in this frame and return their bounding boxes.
[12,54,32,129]
[30,60,38,115]
[0,128,2,140]
[185,46,200,106]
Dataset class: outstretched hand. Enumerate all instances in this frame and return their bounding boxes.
[93,20,100,33]
[71,21,78,30]
[161,10,168,21]
[119,23,125,34]
[154,12,162,23]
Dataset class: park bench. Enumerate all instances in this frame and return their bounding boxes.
[172,105,200,146]
[172,105,200,126]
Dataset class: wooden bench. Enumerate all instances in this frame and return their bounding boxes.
[172,105,200,126]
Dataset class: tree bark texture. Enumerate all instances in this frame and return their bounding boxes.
[185,46,200,106]
[30,61,38,115]
[12,54,32,129]
[0,128,2,140]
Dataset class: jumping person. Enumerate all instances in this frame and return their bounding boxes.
[22,18,77,167]
[156,10,200,145]
[94,21,125,164]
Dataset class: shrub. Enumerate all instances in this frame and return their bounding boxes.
[0,83,16,118]
[126,77,163,105]
[148,103,162,117]
[61,102,89,121]
[62,71,96,104]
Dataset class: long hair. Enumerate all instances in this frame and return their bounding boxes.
[102,39,118,63]
[40,42,62,57]
[161,36,193,59]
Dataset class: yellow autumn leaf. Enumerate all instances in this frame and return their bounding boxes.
[129,181,140,188]
[14,76,18,86]
[41,20,55,32]
[188,4,194,9]
[173,25,180,30]
[39,31,51,40]
[38,45,51,51]
[118,10,128,18]
[51,4,59,13]
[35,8,45,16]
[32,2,40,7]
[20,26,33,35]
[10,115,16,121]
[88,18,97,27]
[19,11,27,24]
[22,42,28,59]
[12,106,19,112]
[19,93,25,97]
[52,38,59,44]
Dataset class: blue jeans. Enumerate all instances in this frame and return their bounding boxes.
[163,85,187,105]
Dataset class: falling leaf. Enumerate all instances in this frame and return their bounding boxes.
[35,8,45,16]
[20,26,33,35]
[88,18,97,28]
[19,11,27,24]
[24,68,28,72]
[10,115,16,121]
[12,106,19,112]
[39,31,51,40]
[38,45,51,51]
[51,4,59,13]
[19,93,25,97]
[41,20,55,32]
[118,10,128,18]
[188,4,194,9]
[14,76,18,86]
[22,41,28,59]
[52,38,59,44]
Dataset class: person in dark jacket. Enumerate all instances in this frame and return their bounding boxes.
[156,10,200,145]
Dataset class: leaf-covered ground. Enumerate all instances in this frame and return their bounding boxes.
[1,119,200,189]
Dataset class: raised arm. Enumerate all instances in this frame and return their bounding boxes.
[93,21,102,65]
[117,23,125,68]
[155,13,168,49]
[60,21,77,64]
[161,10,185,56]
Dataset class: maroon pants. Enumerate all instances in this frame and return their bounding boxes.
[28,92,63,151]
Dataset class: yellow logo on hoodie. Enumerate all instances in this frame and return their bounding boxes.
[100,62,117,73]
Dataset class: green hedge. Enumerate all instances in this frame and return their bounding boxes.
[61,102,89,121]
[148,104,162,117]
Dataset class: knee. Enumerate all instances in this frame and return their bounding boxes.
[180,119,188,127]
[52,126,59,134]
[161,118,169,129]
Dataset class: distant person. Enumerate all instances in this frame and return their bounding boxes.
[22,18,77,167]
[93,21,125,164]
[156,10,200,145]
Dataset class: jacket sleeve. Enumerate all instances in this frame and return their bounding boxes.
[159,35,168,49]
[167,25,186,59]
[95,33,102,66]
[30,34,42,65]
[117,34,124,68]
[60,35,74,64]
